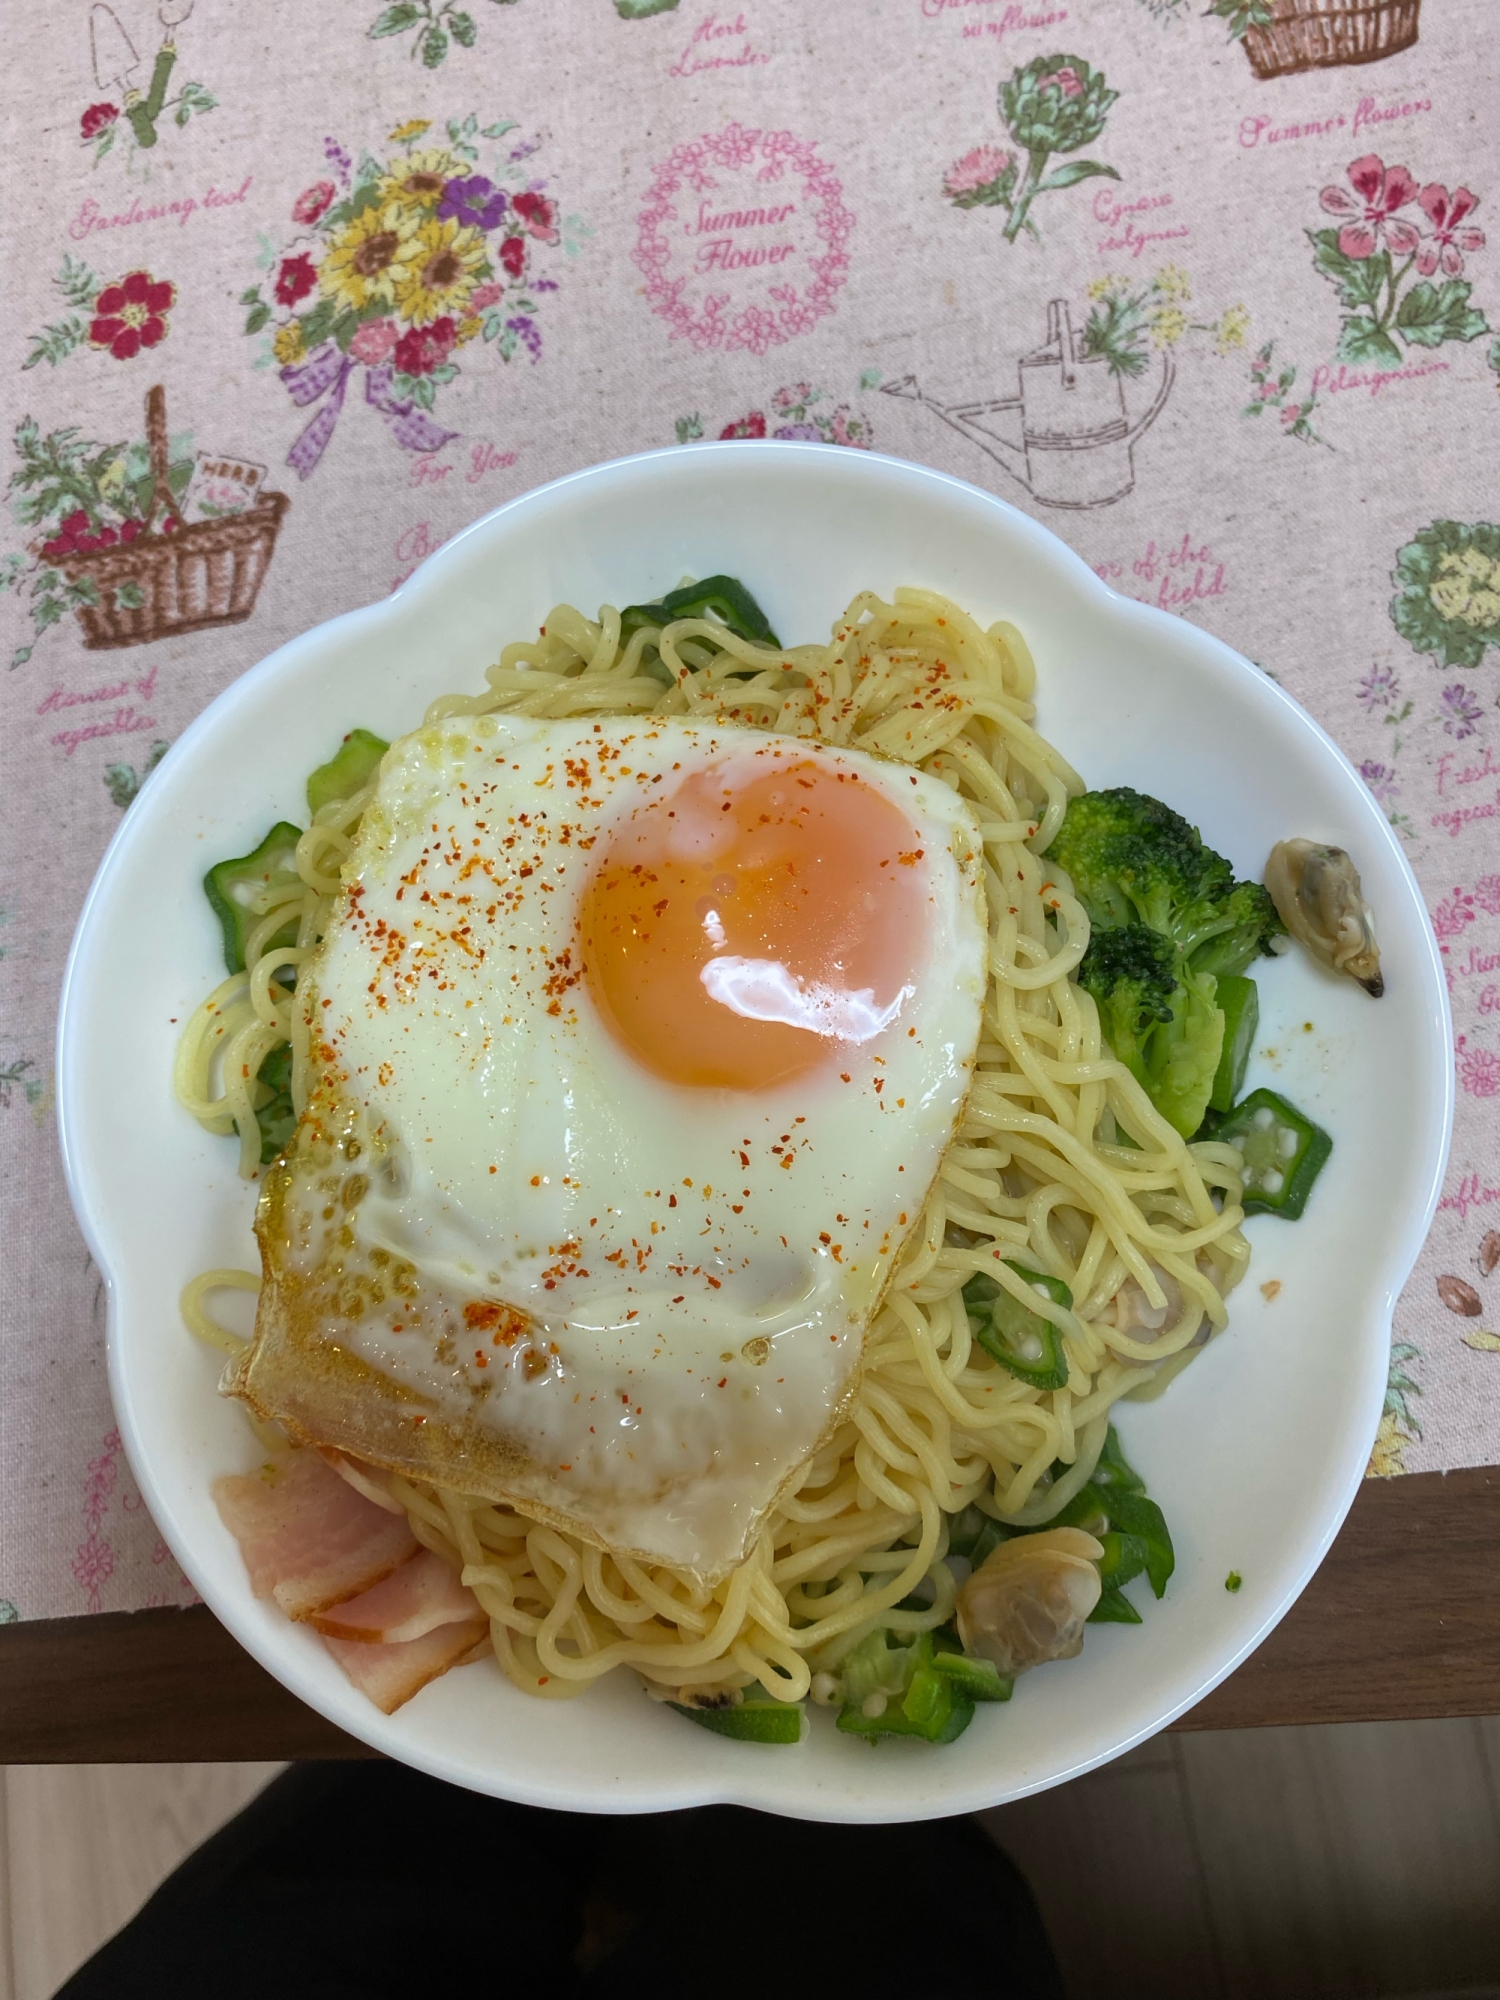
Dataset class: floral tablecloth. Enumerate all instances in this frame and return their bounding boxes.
[2,0,1498,1622]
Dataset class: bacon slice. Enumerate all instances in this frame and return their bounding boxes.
[322,1618,490,1715]
[214,1449,418,1621]
[309,1548,478,1644]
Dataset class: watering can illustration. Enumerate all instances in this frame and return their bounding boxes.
[882,300,1175,511]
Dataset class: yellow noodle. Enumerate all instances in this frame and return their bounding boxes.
[176,588,1250,1708]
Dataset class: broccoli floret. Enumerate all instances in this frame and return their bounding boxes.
[1077,924,1225,1138]
[1049,787,1284,976]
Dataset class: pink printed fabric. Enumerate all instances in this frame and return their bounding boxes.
[1,0,1498,1620]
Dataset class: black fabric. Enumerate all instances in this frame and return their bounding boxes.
[57,1761,1064,2000]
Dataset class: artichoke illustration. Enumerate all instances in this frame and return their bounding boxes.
[1390,520,1500,670]
[946,54,1120,245]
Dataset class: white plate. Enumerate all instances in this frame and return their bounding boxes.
[57,444,1452,1822]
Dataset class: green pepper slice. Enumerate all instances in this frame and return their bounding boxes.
[946,1504,1013,1569]
[1088,1583,1144,1625]
[1209,974,1259,1115]
[670,1698,804,1743]
[619,574,781,649]
[1096,1529,1150,1593]
[252,1043,297,1166]
[837,1668,976,1744]
[1102,1489,1174,1597]
[1215,1087,1333,1219]
[1091,1424,1146,1496]
[929,1650,1013,1703]
[306,728,389,817]
[836,1630,982,1742]
[962,1263,1072,1391]
[204,822,304,975]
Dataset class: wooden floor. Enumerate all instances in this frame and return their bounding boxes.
[2,1722,1499,1998]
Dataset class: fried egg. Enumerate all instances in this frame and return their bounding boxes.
[238,712,988,1579]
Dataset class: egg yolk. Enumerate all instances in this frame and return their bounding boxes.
[580,754,932,1090]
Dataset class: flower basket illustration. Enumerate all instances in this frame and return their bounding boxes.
[1236,0,1420,80]
[47,385,288,649]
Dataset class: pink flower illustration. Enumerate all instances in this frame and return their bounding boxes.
[292,181,337,227]
[1432,887,1476,941]
[1044,65,1084,97]
[1457,1038,1500,1098]
[512,191,559,243]
[943,145,1014,199]
[1279,403,1303,427]
[1319,155,1421,260]
[471,282,505,311]
[1416,183,1485,278]
[1473,874,1500,916]
[71,1535,115,1609]
[350,318,398,365]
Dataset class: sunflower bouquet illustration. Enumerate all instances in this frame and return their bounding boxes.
[244,117,577,478]
[943,54,1119,247]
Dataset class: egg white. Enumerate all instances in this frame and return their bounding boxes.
[248,712,988,1578]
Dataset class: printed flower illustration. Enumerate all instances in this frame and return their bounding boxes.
[241,114,580,478]
[350,318,399,365]
[396,214,487,325]
[81,102,119,140]
[512,190,559,242]
[1319,156,1421,260]
[943,52,1119,246]
[439,174,506,232]
[1357,662,1400,711]
[292,181,337,226]
[381,146,462,207]
[943,146,1016,210]
[88,270,174,360]
[394,315,457,376]
[320,202,424,316]
[1241,340,1328,448]
[677,383,874,449]
[1440,682,1484,740]
[1358,759,1400,808]
[275,253,318,308]
[1416,184,1485,279]
[1309,157,1490,369]
[1391,521,1500,670]
[1457,1038,1500,1099]
[1086,269,1246,377]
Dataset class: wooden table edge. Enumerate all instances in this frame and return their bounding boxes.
[3,1467,1496,1764]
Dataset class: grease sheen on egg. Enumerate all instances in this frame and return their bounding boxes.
[241,712,988,1579]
